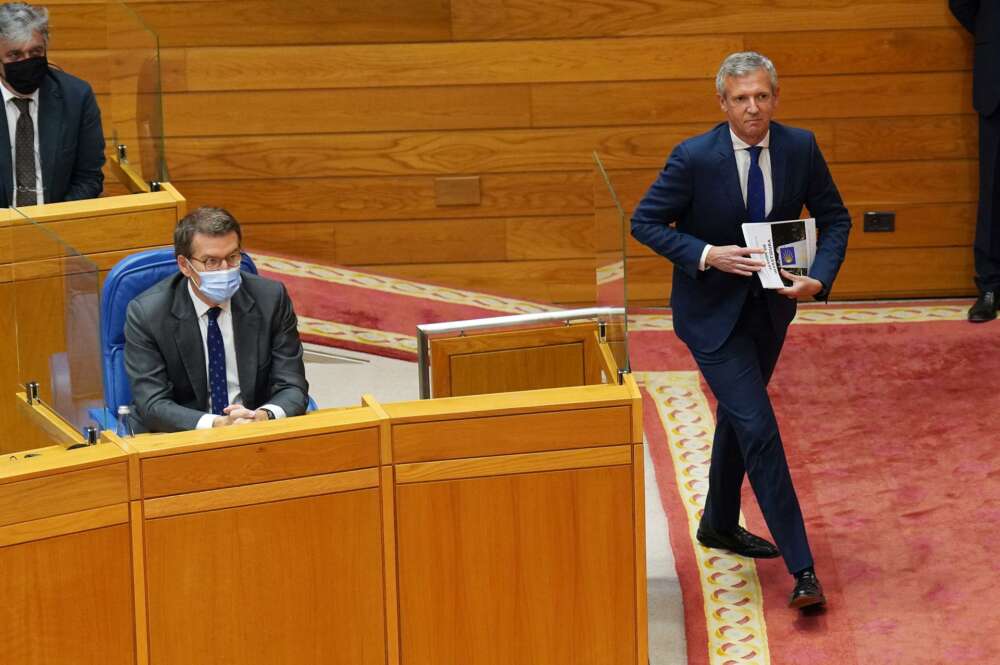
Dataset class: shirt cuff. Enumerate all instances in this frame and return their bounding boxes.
[196,413,216,430]
[259,403,287,420]
[699,244,713,271]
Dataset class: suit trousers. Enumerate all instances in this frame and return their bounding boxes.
[691,290,813,575]
[975,107,1000,292]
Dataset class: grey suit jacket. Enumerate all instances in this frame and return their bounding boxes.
[124,272,309,433]
[0,68,105,207]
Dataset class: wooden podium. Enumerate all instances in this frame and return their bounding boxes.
[1,322,646,665]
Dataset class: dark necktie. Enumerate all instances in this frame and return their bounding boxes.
[12,97,36,206]
[207,306,229,415]
[746,145,765,223]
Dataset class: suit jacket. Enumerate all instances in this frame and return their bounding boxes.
[124,272,309,433]
[950,0,1000,116]
[0,68,105,207]
[631,121,852,353]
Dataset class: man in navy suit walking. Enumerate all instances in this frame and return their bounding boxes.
[631,52,851,610]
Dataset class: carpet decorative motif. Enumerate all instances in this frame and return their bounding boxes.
[251,252,559,359]
[640,371,771,665]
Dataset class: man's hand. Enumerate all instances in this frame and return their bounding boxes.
[212,404,264,427]
[776,270,823,300]
[706,245,766,276]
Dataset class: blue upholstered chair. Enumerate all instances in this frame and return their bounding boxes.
[96,248,314,431]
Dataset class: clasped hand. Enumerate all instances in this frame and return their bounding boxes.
[212,404,267,427]
[706,246,822,300]
[776,269,823,300]
[705,245,766,276]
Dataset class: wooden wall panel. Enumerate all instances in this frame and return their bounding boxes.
[180,172,592,223]
[161,86,534,136]
[163,126,707,180]
[449,0,954,40]
[41,2,980,304]
[836,247,975,298]
[745,28,971,75]
[832,115,978,162]
[532,73,972,128]
[134,0,453,47]
[165,35,741,92]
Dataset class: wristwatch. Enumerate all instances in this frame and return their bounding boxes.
[259,407,276,420]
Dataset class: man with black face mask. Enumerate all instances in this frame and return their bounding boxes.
[0,3,104,207]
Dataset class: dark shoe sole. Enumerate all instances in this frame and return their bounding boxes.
[696,532,781,559]
[789,593,827,610]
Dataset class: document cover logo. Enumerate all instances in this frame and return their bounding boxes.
[779,246,797,265]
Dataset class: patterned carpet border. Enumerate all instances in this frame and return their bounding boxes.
[252,253,559,315]
[639,371,771,665]
[297,315,417,354]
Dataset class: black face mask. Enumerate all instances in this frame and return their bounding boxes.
[3,56,47,95]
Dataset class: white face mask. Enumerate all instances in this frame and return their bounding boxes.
[192,265,242,303]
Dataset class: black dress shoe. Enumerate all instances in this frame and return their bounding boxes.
[789,570,826,609]
[968,291,997,322]
[696,523,780,558]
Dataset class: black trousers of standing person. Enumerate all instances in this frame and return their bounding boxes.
[975,108,1000,292]
[691,290,813,575]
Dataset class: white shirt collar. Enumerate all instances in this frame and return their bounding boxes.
[729,127,770,151]
[1,82,40,108]
[187,280,231,317]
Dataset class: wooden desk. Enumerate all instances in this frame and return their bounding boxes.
[3,327,648,665]
[386,382,645,665]
[123,406,387,665]
[0,442,135,665]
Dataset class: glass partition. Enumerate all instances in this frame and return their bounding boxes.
[593,152,630,376]
[9,207,107,442]
[108,0,168,187]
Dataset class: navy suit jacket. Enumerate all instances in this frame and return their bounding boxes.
[124,272,309,433]
[950,0,1000,116]
[631,121,851,353]
[0,68,105,207]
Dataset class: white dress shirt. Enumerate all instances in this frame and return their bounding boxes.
[188,282,285,429]
[1,83,44,205]
[699,128,774,270]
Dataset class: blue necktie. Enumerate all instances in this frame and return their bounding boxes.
[207,307,229,415]
[746,145,765,223]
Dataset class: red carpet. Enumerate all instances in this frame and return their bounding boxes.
[248,251,556,360]
[634,309,1000,664]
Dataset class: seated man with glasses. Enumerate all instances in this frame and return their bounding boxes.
[124,206,309,433]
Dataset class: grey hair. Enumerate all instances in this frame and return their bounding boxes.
[715,51,778,98]
[0,3,49,46]
[174,206,242,257]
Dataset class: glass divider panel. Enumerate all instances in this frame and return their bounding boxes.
[9,206,107,441]
[592,152,630,375]
[108,1,168,188]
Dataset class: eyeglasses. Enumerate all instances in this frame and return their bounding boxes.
[188,251,242,271]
